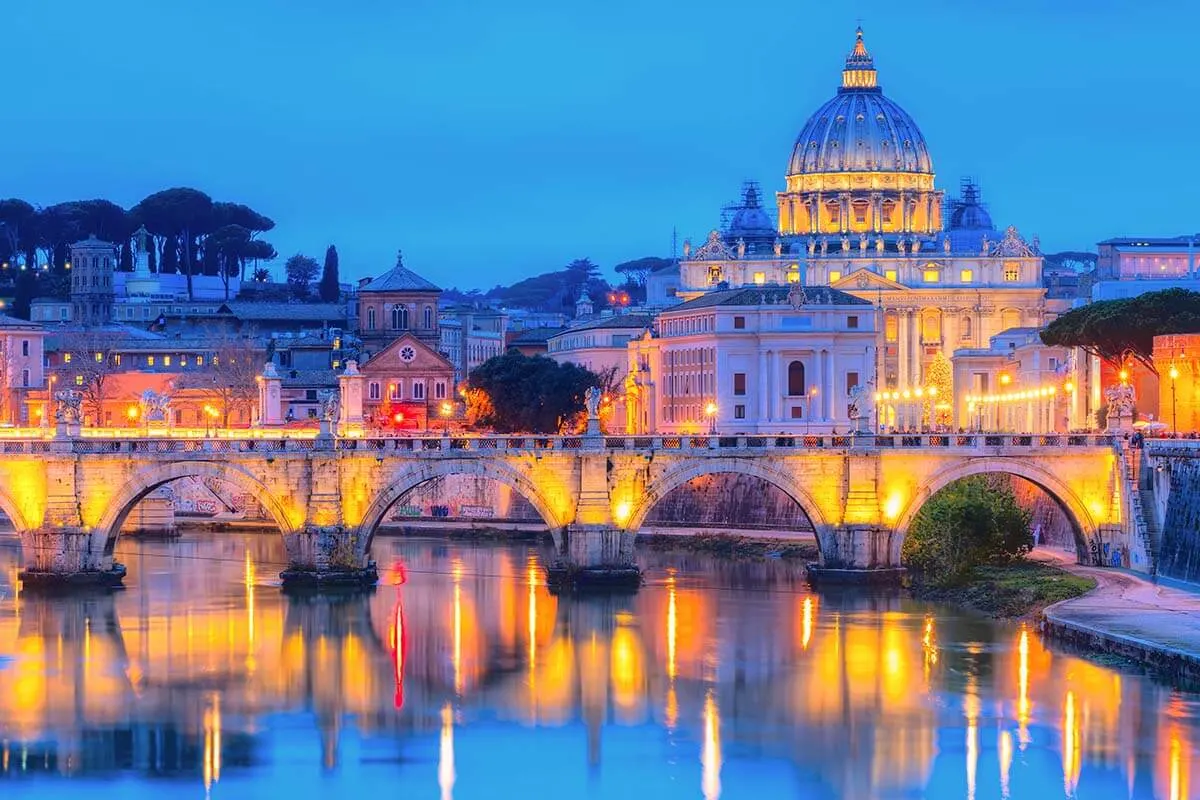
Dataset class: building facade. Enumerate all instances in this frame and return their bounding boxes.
[439,306,507,386]
[70,235,117,326]
[0,315,45,425]
[354,254,442,358]
[625,286,876,435]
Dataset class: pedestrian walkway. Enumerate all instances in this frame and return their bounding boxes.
[1034,548,1200,679]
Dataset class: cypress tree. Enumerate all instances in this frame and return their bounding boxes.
[319,244,340,302]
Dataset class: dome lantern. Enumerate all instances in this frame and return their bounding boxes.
[841,27,878,90]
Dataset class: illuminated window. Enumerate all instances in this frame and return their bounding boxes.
[960,269,973,283]
[884,270,897,282]
[1004,263,1020,282]
[829,270,842,283]
[94,351,103,362]
[787,270,800,284]
[885,315,898,343]
[923,269,939,283]
[753,271,766,285]
[196,356,204,366]
[163,356,171,366]
[63,353,71,364]
[75,375,83,386]
[147,356,155,366]
[113,354,121,366]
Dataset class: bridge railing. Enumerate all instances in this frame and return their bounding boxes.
[0,432,1121,456]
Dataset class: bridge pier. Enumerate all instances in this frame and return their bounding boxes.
[280,525,379,590]
[547,525,641,591]
[16,526,126,589]
[808,525,905,583]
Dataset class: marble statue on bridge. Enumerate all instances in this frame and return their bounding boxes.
[53,390,83,425]
[1104,383,1135,433]
[139,390,171,424]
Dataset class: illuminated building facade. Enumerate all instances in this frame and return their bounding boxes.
[665,28,1048,405]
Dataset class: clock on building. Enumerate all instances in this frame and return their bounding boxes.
[399,346,416,362]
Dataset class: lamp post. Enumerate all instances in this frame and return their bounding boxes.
[806,387,818,434]
[440,400,453,435]
[704,401,717,435]
[1169,364,1179,435]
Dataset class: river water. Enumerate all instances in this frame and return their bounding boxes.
[0,533,1196,799]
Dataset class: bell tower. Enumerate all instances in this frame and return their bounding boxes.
[69,235,117,326]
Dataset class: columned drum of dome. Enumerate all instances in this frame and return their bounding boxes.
[777,28,943,239]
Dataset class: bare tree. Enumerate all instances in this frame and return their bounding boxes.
[176,338,266,427]
[52,330,125,426]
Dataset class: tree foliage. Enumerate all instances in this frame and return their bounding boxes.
[175,339,266,426]
[614,256,672,287]
[467,351,601,433]
[485,257,610,313]
[1040,288,1200,372]
[319,245,340,302]
[284,253,320,300]
[52,330,127,425]
[901,476,1034,586]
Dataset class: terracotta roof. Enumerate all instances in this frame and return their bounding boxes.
[359,264,440,293]
[563,313,656,333]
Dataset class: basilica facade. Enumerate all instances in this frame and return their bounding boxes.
[647,28,1049,426]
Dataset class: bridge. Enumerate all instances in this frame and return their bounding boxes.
[0,430,1145,589]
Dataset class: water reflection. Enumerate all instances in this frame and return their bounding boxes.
[0,533,1198,798]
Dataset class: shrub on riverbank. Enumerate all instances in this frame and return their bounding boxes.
[638,533,818,560]
[911,561,1096,618]
[902,475,1034,586]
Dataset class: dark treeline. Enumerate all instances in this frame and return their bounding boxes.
[0,188,278,316]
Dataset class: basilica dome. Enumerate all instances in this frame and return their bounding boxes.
[786,29,932,177]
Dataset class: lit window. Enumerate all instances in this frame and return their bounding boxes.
[94,352,103,362]
[113,354,121,366]
[753,272,766,285]
[787,270,800,284]
[923,269,939,283]
[163,356,171,366]
[147,356,155,366]
[885,315,898,343]
[829,271,842,283]
[1004,264,1020,282]
[63,353,71,364]
[196,356,204,366]
[884,270,897,282]
[75,375,83,386]
[960,269,973,283]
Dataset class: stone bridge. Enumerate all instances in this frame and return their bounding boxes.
[0,431,1139,589]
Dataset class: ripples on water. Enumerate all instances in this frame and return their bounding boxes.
[0,532,1197,799]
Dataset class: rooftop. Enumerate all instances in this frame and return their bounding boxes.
[359,258,440,293]
[218,302,347,322]
[0,314,43,331]
[508,326,566,345]
[670,285,872,311]
[562,313,656,333]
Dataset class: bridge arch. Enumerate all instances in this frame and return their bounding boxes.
[627,457,830,537]
[95,461,299,556]
[892,457,1099,565]
[0,485,31,531]
[356,458,567,554]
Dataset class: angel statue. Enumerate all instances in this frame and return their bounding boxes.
[54,390,83,424]
[318,389,340,422]
[584,386,602,420]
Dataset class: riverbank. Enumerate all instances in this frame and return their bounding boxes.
[1035,550,1200,684]
[909,559,1096,619]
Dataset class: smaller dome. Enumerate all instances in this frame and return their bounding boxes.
[723,182,777,253]
[948,179,994,231]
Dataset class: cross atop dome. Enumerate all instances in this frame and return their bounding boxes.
[842,26,878,90]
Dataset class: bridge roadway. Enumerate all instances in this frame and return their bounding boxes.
[0,431,1140,589]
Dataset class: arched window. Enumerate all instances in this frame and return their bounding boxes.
[423,305,433,329]
[921,309,942,344]
[787,360,806,396]
[367,307,376,330]
[391,304,409,330]
[1001,308,1021,331]
[960,315,972,340]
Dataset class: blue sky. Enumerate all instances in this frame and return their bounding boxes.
[4,0,1194,287]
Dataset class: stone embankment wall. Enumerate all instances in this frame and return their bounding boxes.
[1149,445,1200,583]
[642,474,815,530]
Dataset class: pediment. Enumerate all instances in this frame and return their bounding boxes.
[831,268,908,291]
[365,333,452,370]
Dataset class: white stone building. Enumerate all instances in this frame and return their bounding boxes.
[624,286,877,435]
[439,306,508,385]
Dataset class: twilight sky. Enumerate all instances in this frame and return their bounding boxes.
[4,0,1194,287]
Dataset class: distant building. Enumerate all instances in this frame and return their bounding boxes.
[354,253,442,357]
[506,326,564,357]
[439,306,507,385]
[358,334,454,432]
[1093,236,1200,301]
[547,314,653,379]
[30,298,72,325]
[70,235,116,326]
[0,315,45,425]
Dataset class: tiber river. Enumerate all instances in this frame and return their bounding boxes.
[0,533,1196,799]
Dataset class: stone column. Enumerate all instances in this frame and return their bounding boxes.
[826,349,837,422]
[896,309,909,392]
[778,197,792,234]
[757,350,770,424]
[258,362,283,426]
[908,309,920,387]
[548,452,639,591]
[337,360,365,435]
[280,453,377,589]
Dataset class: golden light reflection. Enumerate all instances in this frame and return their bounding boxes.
[801,596,814,651]
[611,613,645,720]
[882,490,905,522]
[1063,690,1080,795]
[922,615,938,683]
[1017,628,1030,748]
[390,598,406,710]
[202,693,222,794]
[702,690,722,800]
[998,729,1013,799]
[452,559,463,697]
[613,499,633,528]
[667,574,678,679]
[1169,727,1188,800]
[244,550,256,665]
[438,702,455,800]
